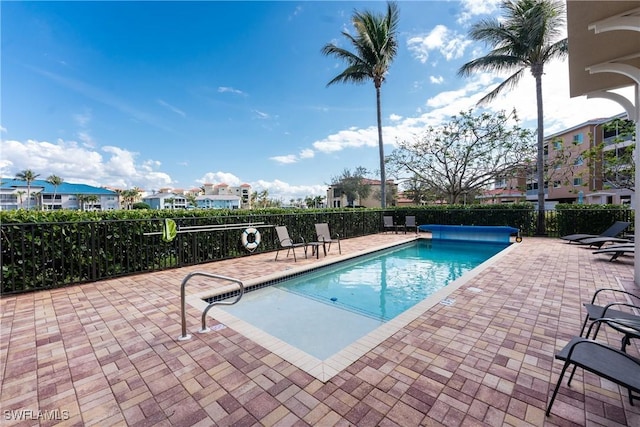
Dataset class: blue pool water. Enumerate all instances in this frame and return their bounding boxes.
[218,239,509,360]
[276,239,508,321]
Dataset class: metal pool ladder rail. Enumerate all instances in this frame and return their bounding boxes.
[178,272,245,341]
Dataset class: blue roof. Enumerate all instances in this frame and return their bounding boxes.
[0,178,117,195]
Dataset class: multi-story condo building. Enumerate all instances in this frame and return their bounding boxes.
[326,179,399,208]
[200,183,252,209]
[0,178,119,211]
[480,113,635,207]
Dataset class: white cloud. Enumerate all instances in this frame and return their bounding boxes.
[407,25,471,63]
[194,173,326,201]
[271,154,298,164]
[0,126,7,133]
[198,171,242,186]
[430,75,444,84]
[0,138,173,190]
[299,149,314,159]
[157,99,186,117]
[251,179,326,202]
[389,114,403,122]
[218,86,247,96]
[457,0,502,24]
[253,110,271,120]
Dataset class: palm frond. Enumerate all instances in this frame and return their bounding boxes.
[477,68,525,105]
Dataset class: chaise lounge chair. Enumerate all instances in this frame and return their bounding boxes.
[545,318,640,417]
[577,235,632,249]
[593,244,635,261]
[579,288,640,351]
[274,226,307,262]
[560,221,630,244]
[315,223,341,254]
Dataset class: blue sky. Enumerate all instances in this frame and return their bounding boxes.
[1,1,631,202]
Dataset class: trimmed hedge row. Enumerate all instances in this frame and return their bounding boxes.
[1,204,632,295]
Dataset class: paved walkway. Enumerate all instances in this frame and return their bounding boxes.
[1,234,639,426]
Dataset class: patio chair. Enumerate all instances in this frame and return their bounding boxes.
[383,216,397,233]
[593,244,635,261]
[545,318,640,417]
[560,221,630,244]
[579,288,640,352]
[274,226,307,262]
[403,216,417,234]
[315,223,341,254]
[578,235,632,249]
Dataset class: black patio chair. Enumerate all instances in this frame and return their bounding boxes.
[546,318,640,417]
[579,288,640,351]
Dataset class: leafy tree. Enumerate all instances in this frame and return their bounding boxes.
[322,1,399,208]
[386,109,534,204]
[330,167,372,207]
[402,174,435,205]
[458,0,568,234]
[14,169,40,210]
[132,202,151,209]
[46,174,64,210]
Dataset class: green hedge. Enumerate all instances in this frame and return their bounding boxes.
[2,204,632,295]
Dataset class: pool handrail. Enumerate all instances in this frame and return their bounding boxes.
[178,272,245,341]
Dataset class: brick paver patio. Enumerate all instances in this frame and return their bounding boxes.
[1,234,639,426]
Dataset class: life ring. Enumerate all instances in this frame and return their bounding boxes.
[241,227,261,252]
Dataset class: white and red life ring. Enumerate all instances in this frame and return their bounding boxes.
[241,227,261,252]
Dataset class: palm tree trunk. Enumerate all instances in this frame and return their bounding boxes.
[534,69,546,235]
[376,85,386,208]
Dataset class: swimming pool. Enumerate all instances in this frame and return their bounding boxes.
[209,238,512,379]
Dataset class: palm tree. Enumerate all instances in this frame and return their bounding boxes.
[458,0,567,234]
[14,169,40,210]
[46,175,64,210]
[15,190,26,209]
[322,1,399,208]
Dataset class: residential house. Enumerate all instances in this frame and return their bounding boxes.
[326,179,399,208]
[142,188,188,210]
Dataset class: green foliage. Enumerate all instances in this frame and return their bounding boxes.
[555,203,633,236]
[330,167,372,207]
[3,204,629,295]
[132,202,151,209]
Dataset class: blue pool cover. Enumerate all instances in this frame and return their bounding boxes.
[418,224,519,243]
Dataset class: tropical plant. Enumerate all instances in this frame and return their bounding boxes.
[14,169,41,210]
[322,1,399,208]
[330,167,372,207]
[46,174,64,210]
[15,190,26,208]
[458,0,568,234]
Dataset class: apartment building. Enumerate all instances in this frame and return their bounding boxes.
[0,178,119,211]
[481,113,634,207]
[200,183,252,209]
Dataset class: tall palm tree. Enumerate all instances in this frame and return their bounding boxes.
[14,169,40,210]
[46,174,64,210]
[458,0,567,234]
[322,1,399,208]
